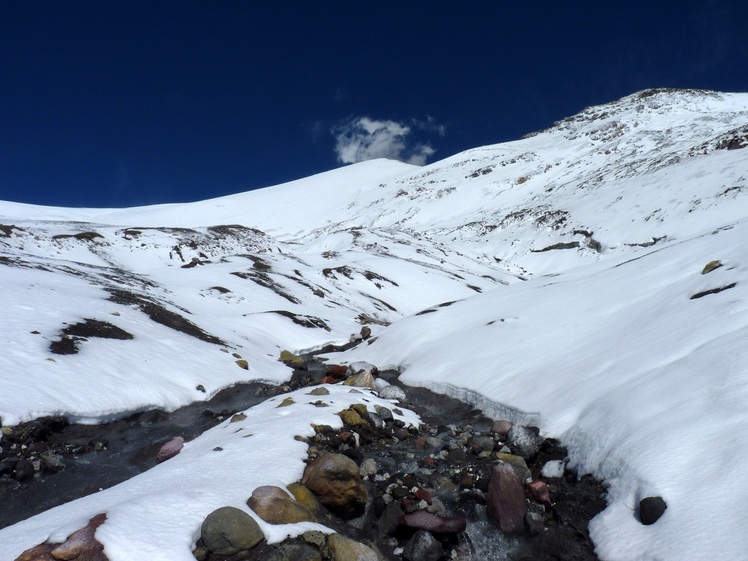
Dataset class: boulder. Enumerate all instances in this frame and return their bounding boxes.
[378,385,406,402]
[201,506,263,555]
[399,510,467,534]
[156,436,184,462]
[301,453,367,518]
[344,371,377,390]
[328,534,379,561]
[347,361,378,376]
[403,529,443,561]
[279,350,305,369]
[507,425,543,459]
[490,419,513,438]
[247,485,317,524]
[339,408,365,427]
[487,461,527,535]
[639,496,667,525]
[288,483,324,515]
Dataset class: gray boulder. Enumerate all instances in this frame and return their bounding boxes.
[201,506,263,555]
[403,529,443,561]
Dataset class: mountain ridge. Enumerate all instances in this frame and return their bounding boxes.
[1,88,747,560]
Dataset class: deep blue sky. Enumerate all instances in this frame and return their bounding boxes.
[1,1,747,208]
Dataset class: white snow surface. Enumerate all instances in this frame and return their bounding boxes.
[1,88,748,559]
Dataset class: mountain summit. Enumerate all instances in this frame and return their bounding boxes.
[1,88,747,560]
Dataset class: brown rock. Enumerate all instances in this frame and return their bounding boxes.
[247,485,317,524]
[487,461,527,535]
[490,419,513,438]
[301,452,367,518]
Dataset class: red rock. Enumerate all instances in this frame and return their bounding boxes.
[414,436,427,450]
[526,480,552,508]
[326,365,348,378]
[413,488,433,505]
[15,514,108,561]
[156,436,184,462]
[399,510,467,534]
[487,462,527,535]
[320,376,340,384]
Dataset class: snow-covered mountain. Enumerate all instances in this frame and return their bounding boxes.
[2,88,747,560]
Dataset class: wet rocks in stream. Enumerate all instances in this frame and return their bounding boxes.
[193,359,607,561]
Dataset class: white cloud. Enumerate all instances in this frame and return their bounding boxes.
[332,116,443,166]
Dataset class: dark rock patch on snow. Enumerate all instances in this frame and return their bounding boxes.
[50,318,134,355]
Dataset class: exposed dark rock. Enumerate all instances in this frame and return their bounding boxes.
[531,241,580,252]
[690,282,737,299]
[639,496,667,525]
[50,318,134,355]
[107,288,225,345]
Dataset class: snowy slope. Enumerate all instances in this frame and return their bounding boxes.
[1,88,747,560]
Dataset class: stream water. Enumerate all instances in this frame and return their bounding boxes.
[1,355,604,560]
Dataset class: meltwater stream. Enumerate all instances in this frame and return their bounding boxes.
[1,357,604,560]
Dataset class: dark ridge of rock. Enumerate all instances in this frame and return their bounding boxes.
[52,231,105,242]
[265,310,331,331]
[106,288,225,345]
[50,318,134,355]
[230,271,301,304]
[689,282,737,299]
[208,286,231,294]
[531,241,581,253]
